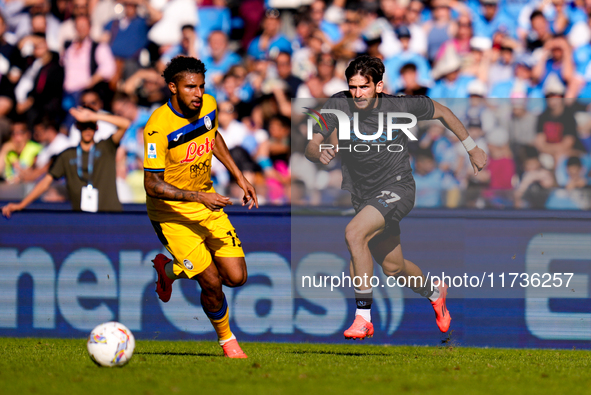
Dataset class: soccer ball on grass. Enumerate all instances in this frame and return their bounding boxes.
[87,321,135,367]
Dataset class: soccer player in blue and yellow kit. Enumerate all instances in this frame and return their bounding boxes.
[143,56,258,358]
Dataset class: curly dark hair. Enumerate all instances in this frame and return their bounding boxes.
[162,56,207,84]
[345,55,385,84]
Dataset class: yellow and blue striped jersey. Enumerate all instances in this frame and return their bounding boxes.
[143,94,218,222]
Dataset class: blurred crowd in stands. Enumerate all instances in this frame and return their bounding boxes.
[0,0,590,209]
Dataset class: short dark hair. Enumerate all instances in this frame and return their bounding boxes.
[80,88,101,101]
[181,24,195,32]
[400,62,417,74]
[566,156,582,168]
[415,148,434,161]
[345,55,385,84]
[162,56,207,84]
[530,10,545,22]
[270,114,290,129]
[75,121,97,131]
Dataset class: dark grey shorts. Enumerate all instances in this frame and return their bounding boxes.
[351,181,416,236]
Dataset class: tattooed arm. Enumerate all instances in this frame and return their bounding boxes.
[144,171,231,211]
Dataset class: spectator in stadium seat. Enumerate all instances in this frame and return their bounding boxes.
[247,8,292,62]
[532,36,577,97]
[111,92,150,182]
[196,0,232,46]
[0,121,42,183]
[0,12,24,86]
[500,98,538,174]
[535,78,583,163]
[545,156,590,209]
[482,130,517,208]
[514,147,556,208]
[396,63,429,96]
[424,0,454,62]
[563,156,589,190]
[413,148,459,208]
[266,114,291,203]
[487,46,515,89]
[274,51,303,99]
[56,0,90,52]
[403,0,428,56]
[292,28,326,81]
[419,121,454,169]
[525,10,552,52]
[16,118,70,183]
[147,0,197,47]
[489,54,544,98]
[384,26,431,93]
[157,25,203,74]
[0,14,16,116]
[1,107,130,216]
[62,15,116,121]
[237,0,265,50]
[69,89,117,145]
[541,0,586,36]
[122,67,168,110]
[428,45,475,98]
[7,0,61,51]
[102,0,161,86]
[308,0,343,44]
[470,0,516,39]
[14,33,64,128]
[292,12,314,52]
[296,53,348,98]
[202,30,241,88]
[331,9,362,62]
[437,14,474,60]
[89,0,118,42]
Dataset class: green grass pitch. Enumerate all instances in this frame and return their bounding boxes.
[1,338,589,395]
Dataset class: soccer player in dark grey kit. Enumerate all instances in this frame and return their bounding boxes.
[305,55,487,339]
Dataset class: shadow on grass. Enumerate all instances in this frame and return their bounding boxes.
[135,351,221,357]
[287,350,392,357]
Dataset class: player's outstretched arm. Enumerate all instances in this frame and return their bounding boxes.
[2,174,53,218]
[305,131,336,165]
[212,132,258,209]
[431,99,487,175]
[144,171,231,212]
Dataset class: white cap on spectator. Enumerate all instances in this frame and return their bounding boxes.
[574,111,591,128]
[486,128,509,147]
[467,79,488,97]
[432,45,462,80]
[470,37,493,52]
[543,73,566,96]
[567,21,591,49]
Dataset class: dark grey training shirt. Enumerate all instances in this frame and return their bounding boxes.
[313,92,434,199]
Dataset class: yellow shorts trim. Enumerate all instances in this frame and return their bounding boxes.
[151,210,244,278]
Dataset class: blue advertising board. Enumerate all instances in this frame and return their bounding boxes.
[1,205,590,349]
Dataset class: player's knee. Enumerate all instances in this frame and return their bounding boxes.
[223,272,246,287]
[382,262,404,278]
[344,226,366,249]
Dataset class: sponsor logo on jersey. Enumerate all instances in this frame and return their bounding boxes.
[173,133,183,142]
[148,131,158,136]
[204,116,212,130]
[180,137,215,164]
[183,259,194,270]
[190,160,210,178]
[148,143,157,159]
